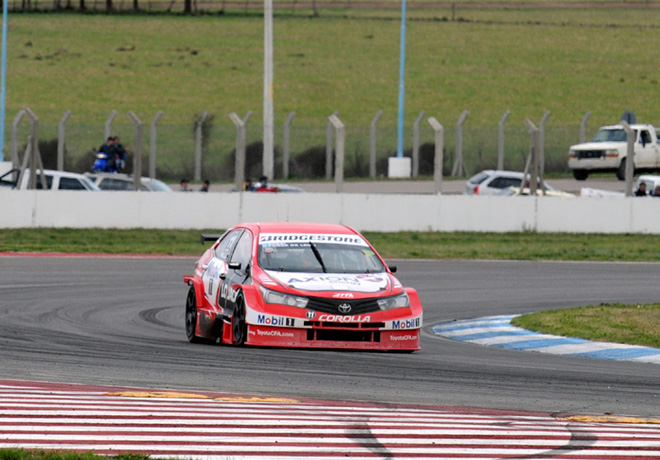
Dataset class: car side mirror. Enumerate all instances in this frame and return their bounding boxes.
[388,265,397,273]
[228,262,242,270]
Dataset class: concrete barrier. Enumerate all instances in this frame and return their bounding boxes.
[1,189,659,233]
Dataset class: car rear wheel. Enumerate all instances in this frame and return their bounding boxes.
[572,169,588,181]
[185,287,202,343]
[232,293,247,346]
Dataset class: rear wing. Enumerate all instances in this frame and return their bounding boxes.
[200,233,222,245]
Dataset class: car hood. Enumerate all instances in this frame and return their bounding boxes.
[265,270,390,294]
[571,141,622,150]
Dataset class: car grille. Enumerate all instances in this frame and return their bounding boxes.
[306,329,381,342]
[306,296,381,314]
[576,150,605,159]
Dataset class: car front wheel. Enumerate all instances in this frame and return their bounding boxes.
[185,287,202,343]
[232,293,247,346]
[572,169,588,181]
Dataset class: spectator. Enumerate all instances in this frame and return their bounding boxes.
[256,175,278,193]
[179,178,190,192]
[200,180,210,192]
[634,182,647,197]
[98,137,115,172]
[111,136,128,173]
[244,178,256,192]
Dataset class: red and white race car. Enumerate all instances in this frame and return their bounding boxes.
[183,222,422,351]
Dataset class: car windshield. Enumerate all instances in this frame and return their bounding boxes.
[592,128,627,142]
[258,233,385,274]
[468,171,490,184]
[147,180,173,192]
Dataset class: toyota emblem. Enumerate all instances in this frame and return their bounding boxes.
[338,303,352,314]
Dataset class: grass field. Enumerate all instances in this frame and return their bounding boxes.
[3,228,660,260]
[512,303,660,348]
[5,6,660,178]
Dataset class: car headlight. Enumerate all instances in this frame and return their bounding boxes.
[605,149,619,158]
[259,285,308,308]
[377,292,410,311]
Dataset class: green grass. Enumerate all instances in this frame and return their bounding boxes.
[512,303,660,348]
[3,228,660,261]
[6,8,660,177]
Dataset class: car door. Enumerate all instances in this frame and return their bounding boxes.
[219,229,253,316]
[201,229,242,309]
[635,129,658,168]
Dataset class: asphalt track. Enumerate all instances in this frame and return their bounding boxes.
[1,256,659,418]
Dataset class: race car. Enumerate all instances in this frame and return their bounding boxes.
[183,222,423,351]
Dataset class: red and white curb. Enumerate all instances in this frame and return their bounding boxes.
[1,380,660,459]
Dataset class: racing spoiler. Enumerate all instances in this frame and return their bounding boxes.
[200,233,222,245]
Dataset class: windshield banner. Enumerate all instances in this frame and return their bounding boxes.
[259,233,368,247]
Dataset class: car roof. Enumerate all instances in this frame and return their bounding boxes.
[245,222,358,235]
[477,170,524,178]
[27,168,88,179]
[600,124,652,130]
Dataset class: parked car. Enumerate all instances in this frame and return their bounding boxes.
[465,170,559,196]
[635,175,660,196]
[568,123,660,181]
[0,168,100,191]
[85,172,172,192]
[509,187,575,197]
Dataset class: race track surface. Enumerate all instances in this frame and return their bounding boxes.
[1,256,659,417]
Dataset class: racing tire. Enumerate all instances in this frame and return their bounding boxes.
[232,293,247,346]
[185,287,202,343]
[616,159,628,181]
[572,169,588,181]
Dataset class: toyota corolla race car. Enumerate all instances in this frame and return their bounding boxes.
[183,222,423,351]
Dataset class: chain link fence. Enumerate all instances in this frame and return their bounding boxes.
[10,110,591,182]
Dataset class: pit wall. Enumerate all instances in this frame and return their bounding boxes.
[0,190,658,233]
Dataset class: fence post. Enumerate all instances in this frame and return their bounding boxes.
[194,111,209,182]
[451,110,469,177]
[427,117,444,195]
[329,114,345,193]
[412,110,425,178]
[149,111,163,179]
[539,111,550,185]
[325,110,338,179]
[497,110,510,170]
[580,110,592,144]
[369,110,382,178]
[104,110,117,140]
[523,118,540,196]
[10,109,25,169]
[57,110,72,171]
[23,107,46,190]
[127,112,143,191]
[621,120,635,197]
[282,111,295,180]
[230,112,247,192]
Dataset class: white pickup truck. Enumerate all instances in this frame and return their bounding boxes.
[568,123,660,180]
